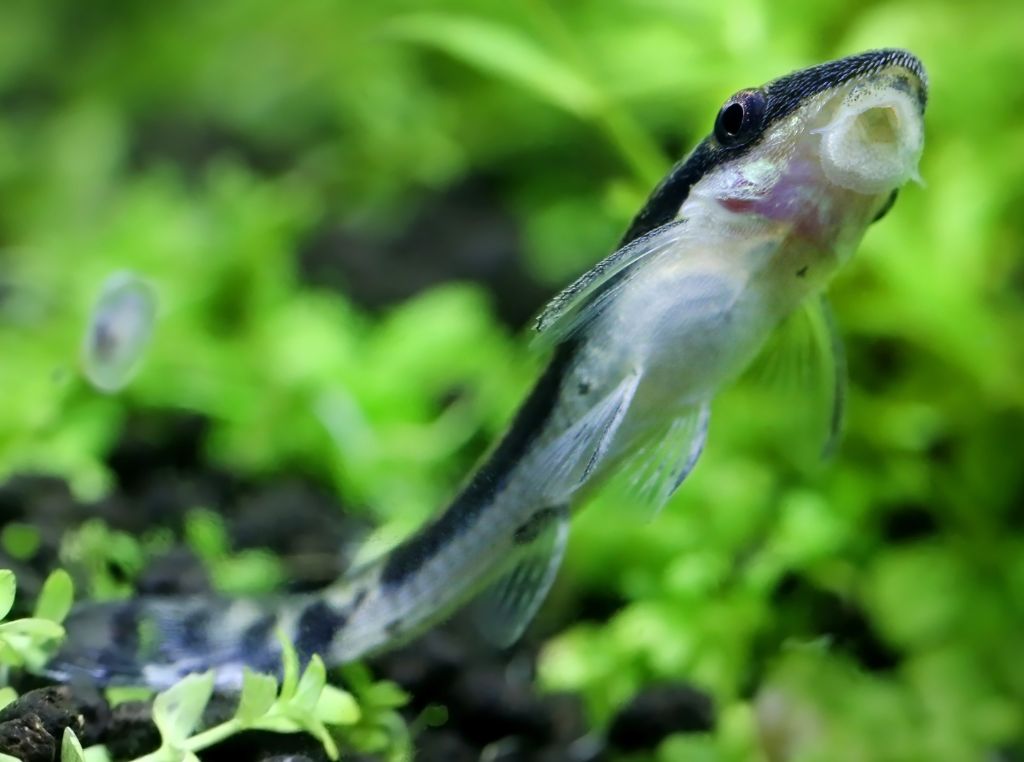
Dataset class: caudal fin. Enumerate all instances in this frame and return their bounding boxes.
[46,594,292,688]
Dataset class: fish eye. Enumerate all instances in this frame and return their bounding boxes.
[714,89,767,148]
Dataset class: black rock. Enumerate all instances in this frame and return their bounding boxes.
[447,665,551,747]
[607,682,715,752]
[104,700,160,758]
[0,685,109,747]
[371,628,464,700]
[412,729,477,762]
[0,715,56,762]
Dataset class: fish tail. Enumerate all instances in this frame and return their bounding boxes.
[45,578,370,688]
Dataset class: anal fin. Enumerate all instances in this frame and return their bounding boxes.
[473,504,570,648]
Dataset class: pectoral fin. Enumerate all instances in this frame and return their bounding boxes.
[745,296,847,459]
[532,221,689,350]
[530,371,641,502]
[603,401,711,520]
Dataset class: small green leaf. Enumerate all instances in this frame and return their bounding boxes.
[1,523,41,561]
[0,570,15,620]
[106,686,154,706]
[301,716,339,761]
[366,680,409,710]
[277,629,300,701]
[36,569,74,623]
[291,654,326,712]
[152,671,215,746]
[83,744,113,762]
[0,687,17,711]
[61,727,86,762]
[315,685,361,726]
[184,509,229,562]
[0,753,23,762]
[235,669,278,723]
[0,617,66,640]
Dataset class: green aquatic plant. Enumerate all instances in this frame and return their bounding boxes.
[0,0,1021,759]
[0,569,72,674]
[0,568,411,761]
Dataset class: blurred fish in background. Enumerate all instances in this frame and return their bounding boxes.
[81,271,157,393]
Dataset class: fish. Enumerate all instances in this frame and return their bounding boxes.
[81,271,158,393]
[45,49,928,688]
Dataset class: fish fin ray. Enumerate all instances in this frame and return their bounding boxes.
[473,504,570,647]
[604,401,710,520]
[531,221,689,350]
[744,295,846,460]
[531,371,640,502]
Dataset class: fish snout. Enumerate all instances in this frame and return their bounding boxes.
[817,86,925,195]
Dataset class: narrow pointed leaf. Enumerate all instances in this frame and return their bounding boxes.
[36,569,74,624]
[0,571,15,620]
[292,654,327,713]
[61,727,86,762]
[152,671,215,746]
[235,669,278,723]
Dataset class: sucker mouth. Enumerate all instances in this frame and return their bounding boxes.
[816,86,925,195]
[856,106,900,145]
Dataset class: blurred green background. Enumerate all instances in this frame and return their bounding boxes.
[0,0,1022,759]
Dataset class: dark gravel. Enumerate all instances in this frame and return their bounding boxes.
[607,682,715,752]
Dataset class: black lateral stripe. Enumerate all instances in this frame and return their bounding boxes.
[179,608,213,651]
[109,601,141,654]
[620,49,926,245]
[294,599,348,660]
[381,339,579,586]
[239,613,277,656]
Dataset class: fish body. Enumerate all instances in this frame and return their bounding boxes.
[48,50,928,688]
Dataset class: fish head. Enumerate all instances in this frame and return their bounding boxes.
[680,50,927,266]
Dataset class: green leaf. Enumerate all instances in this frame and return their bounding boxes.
[388,14,599,118]
[184,509,228,562]
[300,716,339,761]
[0,687,17,711]
[1,523,41,561]
[315,685,361,726]
[0,753,23,762]
[152,671,215,746]
[61,727,86,762]
[0,570,15,620]
[235,669,278,723]
[105,686,155,706]
[291,654,326,713]
[36,569,74,623]
[83,745,113,762]
[0,617,66,640]
[277,629,300,702]
[366,680,409,710]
